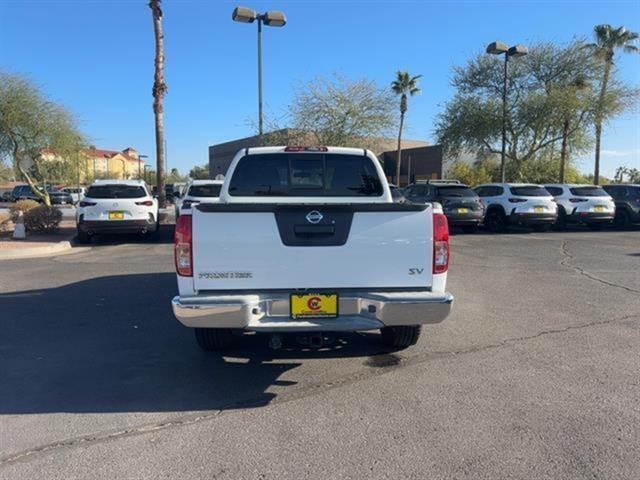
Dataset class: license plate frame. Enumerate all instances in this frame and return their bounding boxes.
[457,207,469,214]
[108,211,124,220]
[290,293,339,319]
[534,206,544,213]
[594,205,605,212]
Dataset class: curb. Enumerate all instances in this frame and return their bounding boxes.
[0,240,73,260]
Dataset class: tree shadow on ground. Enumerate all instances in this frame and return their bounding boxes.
[0,272,393,415]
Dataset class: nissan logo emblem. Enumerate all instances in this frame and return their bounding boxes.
[306,210,323,224]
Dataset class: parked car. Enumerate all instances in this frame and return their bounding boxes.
[9,184,73,205]
[175,179,223,217]
[75,179,159,243]
[171,145,453,351]
[474,183,558,232]
[404,180,484,233]
[1,191,12,202]
[602,184,640,227]
[60,187,86,204]
[388,184,408,203]
[544,184,615,229]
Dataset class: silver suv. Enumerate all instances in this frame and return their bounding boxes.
[474,183,558,232]
[544,184,615,230]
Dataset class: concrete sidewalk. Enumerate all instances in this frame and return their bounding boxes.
[0,220,76,260]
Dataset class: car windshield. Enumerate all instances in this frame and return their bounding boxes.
[87,185,147,199]
[228,153,383,197]
[436,186,477,197]
[510,186,550,197]
[188,184,222,198]
[569,186,608,197]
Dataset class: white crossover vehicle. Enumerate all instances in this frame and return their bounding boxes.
[544,184,615,229]
[175,179,223,217]
[76,179,159,243]
[60,187,86,204]
[172,146,454,351]
[474,183,558,232]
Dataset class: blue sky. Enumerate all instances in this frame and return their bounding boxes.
[1,0,639,177]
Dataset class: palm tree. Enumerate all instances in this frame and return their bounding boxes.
[559,75,588,183]
[391,71,421,186]
[585,24,639,185]
[149,0,168,207]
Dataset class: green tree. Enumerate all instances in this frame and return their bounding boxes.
[0,72,86,205]
[391,71,422,185]
[167,167,187,183]
[188,164,209,179]
[290,74,396,150]
[435,41,631,182]
[449,159,499,186]
[0,158,14,182]
[585,24,639,184]
[615,166,640,183]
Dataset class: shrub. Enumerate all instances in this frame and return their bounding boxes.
[23,205,62,233]
[9,199,39,222]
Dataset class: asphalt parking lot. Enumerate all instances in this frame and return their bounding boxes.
[0,227,638,479]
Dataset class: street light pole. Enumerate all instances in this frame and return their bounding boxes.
[486,41,528,183]
[138,154,148,179]
[232,6,287,137]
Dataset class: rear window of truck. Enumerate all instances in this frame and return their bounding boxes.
[228,153,383,197]
[87,185,147,199]
[188,184,221,197]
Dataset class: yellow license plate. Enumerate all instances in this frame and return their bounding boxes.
[595,206,605,212]
[458,208,469,214]
[290,293,338,319]
[108,211,124,220]
[534,206,544,213]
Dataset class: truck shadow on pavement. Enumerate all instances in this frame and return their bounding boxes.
[0,272,394,415]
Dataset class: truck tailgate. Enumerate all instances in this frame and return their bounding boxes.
[191,204,433,291]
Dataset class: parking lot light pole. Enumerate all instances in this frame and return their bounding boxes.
[232,6,287,136]
[486,41,528,183]
[138,154,148,179]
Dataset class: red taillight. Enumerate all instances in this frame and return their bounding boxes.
[136,200,154,206]
[79,201,96,207]
[433,213,450,274]
[569,198,587,203]
[174,215,192,277]
[284,145,328,152]
[508,198,527,203]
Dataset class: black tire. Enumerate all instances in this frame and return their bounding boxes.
[380,325,422,349]
[76,229,91,244]
[614,209,631,228]
[587,223,604,231]
[194,328,235,351]
[485,209,507,233]
[532,223,552,232]
[462,224,479,234]
[555,208,568,230]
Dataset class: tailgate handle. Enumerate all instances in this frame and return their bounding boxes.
[294,225,335,236]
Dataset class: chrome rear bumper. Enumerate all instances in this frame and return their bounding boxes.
[172,291,454,332]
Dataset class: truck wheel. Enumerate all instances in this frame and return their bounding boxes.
[380,325,422,349]
[76,230,91,244]
[194,328,234,351]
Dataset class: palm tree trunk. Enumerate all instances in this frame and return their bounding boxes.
[559,118,570,183]
[150,0,167,208]
[396,112,404,186]
[594,60,611,186]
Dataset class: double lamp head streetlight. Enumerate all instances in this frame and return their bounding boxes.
[232,6,287,136]
[486,41,528,183]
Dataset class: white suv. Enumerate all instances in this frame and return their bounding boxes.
[474,183,558,232]
[544,184,615,230]
[175,179,223,217]
[76,179,159,243]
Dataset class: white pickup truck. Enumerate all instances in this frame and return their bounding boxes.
[171,146,453,350]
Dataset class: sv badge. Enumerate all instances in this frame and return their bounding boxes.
[408,268,424,275]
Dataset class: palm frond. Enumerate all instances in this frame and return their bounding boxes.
[623,45,639,54]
